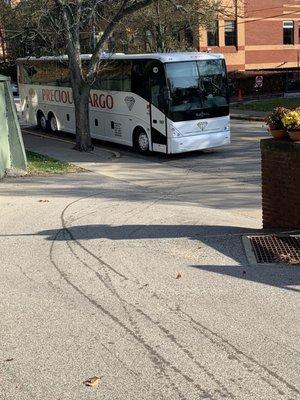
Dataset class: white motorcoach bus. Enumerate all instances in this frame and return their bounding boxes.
[17,53,230,154]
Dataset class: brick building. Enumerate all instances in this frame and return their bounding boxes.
[199,0,300,71]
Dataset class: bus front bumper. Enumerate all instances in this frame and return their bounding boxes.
[168,130,231,154]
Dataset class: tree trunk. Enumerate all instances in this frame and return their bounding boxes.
[0,27,6,62]
[72,83,93,152]
[60,4,93,152]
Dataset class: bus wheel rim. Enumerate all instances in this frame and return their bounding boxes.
[50,116,57,131]
[41,116,47,130]
[138,133,149,151]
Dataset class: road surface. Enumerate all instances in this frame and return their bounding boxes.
[1,120,299,400]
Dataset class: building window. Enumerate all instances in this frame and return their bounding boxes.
[225,21,237,46]
[207,21,219,47]
[283,21,294,44]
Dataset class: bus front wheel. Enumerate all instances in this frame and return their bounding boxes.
[134,129,149,153]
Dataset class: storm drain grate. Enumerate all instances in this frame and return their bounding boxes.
[248,235,300,264]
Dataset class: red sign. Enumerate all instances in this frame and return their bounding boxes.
[41,88,114,109]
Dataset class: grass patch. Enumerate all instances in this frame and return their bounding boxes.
[26,151,83,175]
[236,98,300,112]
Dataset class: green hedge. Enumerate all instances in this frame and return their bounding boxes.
[228,70,299,97]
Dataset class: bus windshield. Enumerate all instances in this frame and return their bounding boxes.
[165,59,228,121]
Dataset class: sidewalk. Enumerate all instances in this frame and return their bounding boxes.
[230,108,266,122]
[22,129,119,168]
[22,129,262,220]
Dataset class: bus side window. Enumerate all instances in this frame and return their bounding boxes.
[123,61,131,92]
[93,60,131,92]
[23,61,71,87]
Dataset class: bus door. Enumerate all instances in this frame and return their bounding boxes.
[148,61,168,152]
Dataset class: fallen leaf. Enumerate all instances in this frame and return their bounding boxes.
[38,199,49,203]
[176,272,182,279]
[275,253,300,265]
[139,283,149,289]
[83,376,101,387]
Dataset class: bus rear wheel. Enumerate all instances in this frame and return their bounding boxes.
[134,129,149,153]
[37,112,47,131]
[49,114,58,133]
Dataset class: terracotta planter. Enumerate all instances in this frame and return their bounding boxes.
[269,129,288,140]
[288,131,300,142]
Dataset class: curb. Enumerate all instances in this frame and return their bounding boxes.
[22,128,121,159]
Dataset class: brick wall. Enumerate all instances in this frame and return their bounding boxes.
[246,21,282,46]
[261,139,300,229]
[199,0,300,71]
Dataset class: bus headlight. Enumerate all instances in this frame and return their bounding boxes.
[171,127,183,137]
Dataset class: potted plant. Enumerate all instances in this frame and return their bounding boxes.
[265,107,290,139]
[282,109,300,142]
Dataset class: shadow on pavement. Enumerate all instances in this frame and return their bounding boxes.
[37,223,300,293]
[39,224,256,242]
[189,264,299,294]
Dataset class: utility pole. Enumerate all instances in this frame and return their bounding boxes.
[297,50,300,82]
[235,0,238,49]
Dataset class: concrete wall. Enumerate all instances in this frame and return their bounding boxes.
[0,75,27,178]
[0,81,10,177]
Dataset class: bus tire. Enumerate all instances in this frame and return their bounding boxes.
[37,111,48,131]
[48,113,58,133]
[133,128,149,153]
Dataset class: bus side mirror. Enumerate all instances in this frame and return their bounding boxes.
[163,88,171,102]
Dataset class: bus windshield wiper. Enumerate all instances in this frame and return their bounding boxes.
[203,77,222,92]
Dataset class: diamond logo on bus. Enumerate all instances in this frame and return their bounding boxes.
[125,96,135,111]
[197,121,208,131]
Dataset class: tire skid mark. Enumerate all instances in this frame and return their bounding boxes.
[177,309,299,398]
[64,232,202,400]
[50,230,208,400]
[62,216,127,281]
[134,307,234,399]
[66,243,229,399]
[59,193,299,399]
[65,233,167,400]
[101,343,141,380]
[64,224,235,398]
[66,236,144,341]
[65,222,298,399]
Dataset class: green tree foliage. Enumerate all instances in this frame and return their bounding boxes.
[122,0,224,53]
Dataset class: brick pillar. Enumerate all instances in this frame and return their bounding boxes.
[261,139,300,229]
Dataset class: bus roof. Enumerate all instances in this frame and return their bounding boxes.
[17,52,224,63]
